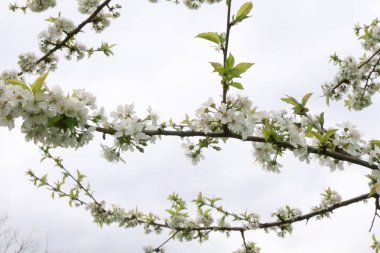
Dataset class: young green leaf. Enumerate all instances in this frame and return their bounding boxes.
[233,2,253,24]
[304,125,314,138]
[196,32,221,45]
[323,129,337,143]
[230,82,244,90]
[369,184,379,196]
[209,62,224,75]
[370,139,380,147]
[236,2,253,18]
[317,112,325,129]
[226,53,235,70]
[64,117,77,130]
[234,62,254,74]
[38,174,48,187]
[6,79,31,92]
[31,72,48,95]
[47,115,63,128]
[281,96,299,107]
[309,130,323,142]
[301,92,313,106]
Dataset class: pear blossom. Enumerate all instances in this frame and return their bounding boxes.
[27,0,56,12]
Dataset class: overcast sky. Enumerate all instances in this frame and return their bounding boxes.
[0,0,380,252]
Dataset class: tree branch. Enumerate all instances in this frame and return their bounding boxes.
[97,192,374,233]
[222,0,232,104]
[18,0,113,76]
[93,126,379,171]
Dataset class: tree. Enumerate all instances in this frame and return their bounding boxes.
[0,214,37,253]
[0,213,59,253]
[0,0,380,252]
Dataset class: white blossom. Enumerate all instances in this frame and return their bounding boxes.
[77,0,100,14]
[27,0,56,12]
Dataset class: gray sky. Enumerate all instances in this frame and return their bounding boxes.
[0,0,380,252]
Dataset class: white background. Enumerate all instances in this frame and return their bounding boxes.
[0,0,380,252]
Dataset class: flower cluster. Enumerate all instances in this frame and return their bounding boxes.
[17,52,58,74]
[77,0,101,14]
[143,246,165,253]
[232,242,261,253]
[27,0,56,12]
[11,0,121,76]
[38,16,83,62]
[322,20,380,111]
[178,93,380,175]
[271,206,302,237]
[100,104,159,162]
[311,188,342,219]
[189,96,258,138]
[181,138,206,165]
[91,13,111,32]
[148,0,222,10]
[85,202,150,229]
[252,142,282,173]
[0,77,98,148]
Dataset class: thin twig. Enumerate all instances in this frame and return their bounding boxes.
[153,231,179,252]
[40,147,99,205]
[222,0,232,104]
[369,196,380,232]
[18,0,113,76]
[359,47,380,69]
[240,230,248,252]
[361,56,380,99]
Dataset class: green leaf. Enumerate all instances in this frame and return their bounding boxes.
[47,115,63,128]
[317,112,325,129]
[234,2,253,23]
[63,117,77,130]
[234,62,254,74]
[46,16,57,23]
[181,114,190,124]
[325,95,330,106]
[230,82,244,90]
[224,68,242,80]
[6,79,31,91]
[209,62,224,74]
[38,174,48,187]
[369,184,379,196]
[76,170,86,181]
[309,131,323,142]
[301,92,313,106]
[226,53,235,70]
[31,72,48,95]
[281,96,299,107]
[323,129,337,142]
[196,32,221,45]
[305,125,314,138]
[370,139,380,147]
[196,192,204,203]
